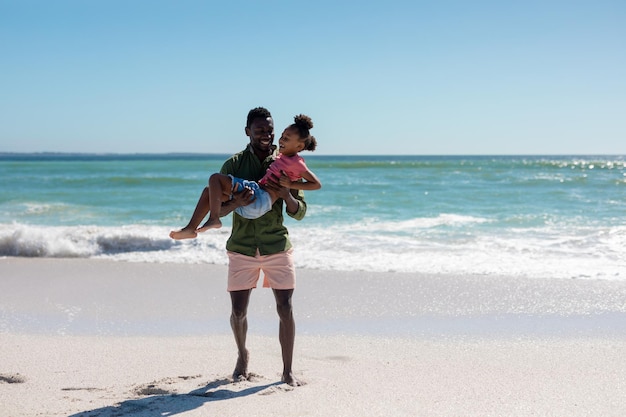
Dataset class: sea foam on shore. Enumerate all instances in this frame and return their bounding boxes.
[1,221,625,281]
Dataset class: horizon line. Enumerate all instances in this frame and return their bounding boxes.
[2,151,625,158]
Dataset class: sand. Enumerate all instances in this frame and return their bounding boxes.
[2,257,626,416]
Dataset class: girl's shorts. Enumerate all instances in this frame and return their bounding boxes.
[229,175,272,219]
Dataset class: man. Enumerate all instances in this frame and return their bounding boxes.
[220,107,306,387]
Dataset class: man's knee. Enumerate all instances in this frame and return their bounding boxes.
[231,307,247,320]
[276,301,292,318]
[274,290,294,318]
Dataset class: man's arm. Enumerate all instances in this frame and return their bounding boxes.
[218,156,255,217]
[263,180,307,220]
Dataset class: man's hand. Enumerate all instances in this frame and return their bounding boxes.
[231,185,255,207]
[264,175,302,215]
[278,171,292,188]
[263,177,291,200]
[219,185,254,217]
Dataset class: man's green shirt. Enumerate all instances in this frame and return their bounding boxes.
[220,145,307,256]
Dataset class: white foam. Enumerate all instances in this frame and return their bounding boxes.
[289,220,626,280]
[1,220,624,281]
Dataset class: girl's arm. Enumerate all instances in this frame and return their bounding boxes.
[279,169,322,190]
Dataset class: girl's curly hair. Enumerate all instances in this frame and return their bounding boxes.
[292,114,317,151]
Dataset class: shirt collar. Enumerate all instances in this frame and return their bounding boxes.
[245,144,278,159]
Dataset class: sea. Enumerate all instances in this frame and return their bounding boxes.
[1,153,625,281]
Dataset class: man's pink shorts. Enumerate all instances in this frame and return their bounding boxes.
[227,249,296,291]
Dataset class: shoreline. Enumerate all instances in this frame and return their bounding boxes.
[2,257,626,416]
[2,257,625,338]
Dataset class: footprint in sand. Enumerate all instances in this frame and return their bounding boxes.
[0,373,26,384]
[133,375,203,396]
[133,385,173,396]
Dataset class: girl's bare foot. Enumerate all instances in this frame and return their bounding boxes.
[197,218,222,233]
[169,228,198,240]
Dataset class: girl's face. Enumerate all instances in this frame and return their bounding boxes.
[278,127,304,156]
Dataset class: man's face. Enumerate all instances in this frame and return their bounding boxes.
[246,116,275,154]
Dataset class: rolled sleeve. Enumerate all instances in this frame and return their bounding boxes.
[287,190,307,221]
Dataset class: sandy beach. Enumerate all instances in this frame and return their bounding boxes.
[2,257,626,416]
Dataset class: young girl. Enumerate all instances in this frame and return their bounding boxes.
[169,114,321,240]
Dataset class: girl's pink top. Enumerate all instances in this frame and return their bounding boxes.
[258,154,309,186]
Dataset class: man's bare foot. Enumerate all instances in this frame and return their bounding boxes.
[169,228,197,240]
[232,350,249,382]
[282,372,304,387]
[197,218,222,233]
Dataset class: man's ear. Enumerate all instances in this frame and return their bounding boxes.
[245,126,251,136]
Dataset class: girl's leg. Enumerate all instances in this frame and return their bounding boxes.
[197,173,233,232]
[169,186,211,240]
[170,174,232,239]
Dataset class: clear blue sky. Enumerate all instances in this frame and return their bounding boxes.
[1,0,624,155]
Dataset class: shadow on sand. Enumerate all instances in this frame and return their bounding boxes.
[68,377,285,417]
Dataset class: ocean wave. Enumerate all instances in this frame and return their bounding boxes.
[290,223,626,280]
[22,202,75,215]
[1,221,624,281]
[0,224,174,258]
